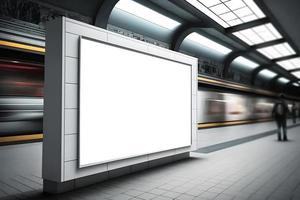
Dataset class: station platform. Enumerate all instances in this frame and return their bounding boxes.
[1,125,300,200]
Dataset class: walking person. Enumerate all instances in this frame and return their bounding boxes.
[272,94,289,141]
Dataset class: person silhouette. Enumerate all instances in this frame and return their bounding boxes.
[272,94,289,141]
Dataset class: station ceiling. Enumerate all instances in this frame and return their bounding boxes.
[261,0,300,60]
[29,0,300,49]
[20,0,300,97]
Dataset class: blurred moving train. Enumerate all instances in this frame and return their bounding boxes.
[197,88,298,127]
[0,60,43,136]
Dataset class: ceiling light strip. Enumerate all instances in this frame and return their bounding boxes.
[278,77,290,84]
[115,0,181,30]
[233,23,282,46]
[185,0,266,28]
[258,69,277,79]
[257,43,296,59]
[292,71,300,79]
[233,56,259,70]
[185,0,229,27]
[186,32,232,55]
[277,57,300,70]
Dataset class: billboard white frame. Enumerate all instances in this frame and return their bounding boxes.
[79,37,192,167]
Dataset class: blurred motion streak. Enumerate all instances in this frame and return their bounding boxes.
[197,90,296,128]
[0,60,43,142]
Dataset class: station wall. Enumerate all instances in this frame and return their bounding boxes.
[43,17,197,193]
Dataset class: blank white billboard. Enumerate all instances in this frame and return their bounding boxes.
[79,37,192,167]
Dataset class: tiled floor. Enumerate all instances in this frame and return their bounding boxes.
[0,142,42,200]
[1,126,300,200]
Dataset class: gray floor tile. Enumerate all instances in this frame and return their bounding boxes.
[2,126,300,200]
[175,194,195,200]
[138,192,157,200]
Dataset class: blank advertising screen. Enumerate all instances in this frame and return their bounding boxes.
[79,37,192,167]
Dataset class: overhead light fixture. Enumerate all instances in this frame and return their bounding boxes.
[278,77,290,84]
[185,0,265,28]
[257,42,295,59]
[258,69,277,79]
[115,0,181,30]
[233,23,282,45]
[293,82,300,87]
[277,57,300,70]
[186,32,232,54]
[292,71,300,79]
[233,56,259,70]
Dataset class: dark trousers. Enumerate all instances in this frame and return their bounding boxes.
[276,119,287,141]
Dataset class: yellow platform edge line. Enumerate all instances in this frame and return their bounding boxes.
[0,40,45,53]
[0,134,43,143]
[198,119,272,129]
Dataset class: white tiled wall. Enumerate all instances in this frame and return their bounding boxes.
[43,17,198,183]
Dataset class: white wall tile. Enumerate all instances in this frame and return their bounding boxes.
[65,84,78,109]
[65,57,78,84]
[64,134,77,161]
[64,109,78,135]
[66,33,79,58]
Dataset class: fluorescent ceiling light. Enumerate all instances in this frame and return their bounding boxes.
[277,57,300,70]
[184,0,228,27]
[185,0,265,28]
[292,71,300,79]
[293,82,300,87]
[257,43,296,59]
[258,69,277,79]
[232,32,253,45]
[233,23,282,45]
[186,32,232,54]
[278,77,290,84]
[115,0,181,30]
[233,56,259,70]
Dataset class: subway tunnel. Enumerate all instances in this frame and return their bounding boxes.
[1,0,300,199]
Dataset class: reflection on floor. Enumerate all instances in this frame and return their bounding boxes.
[1,127,300,200]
